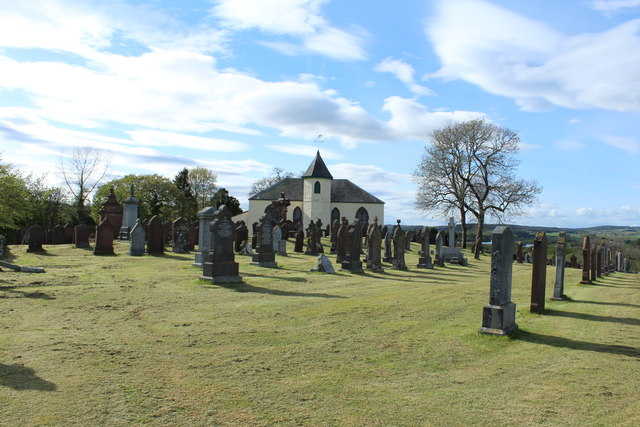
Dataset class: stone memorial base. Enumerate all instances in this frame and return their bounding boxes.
[129,247,144,256]
[480,302,518,336]
[550,294,567,301]
[118,226,130,240]
[251,252,277,268]
[201,261,242,283]
[193,251,206,267]
[341,260,363,273]
[416,252,433,269]
[305,250,319,256]
[439,248,468,265]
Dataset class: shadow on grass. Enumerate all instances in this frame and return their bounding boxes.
[544,309,640,326]
[212,282,345,298]
[569,299,640,309]
[512,330,640,359]
[147,253,188,260]
[0,363,57,391]
[0,289,55,300]
[241,273,308,283]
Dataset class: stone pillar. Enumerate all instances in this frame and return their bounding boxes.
[530,232,547,314]
[596,243,602,278]
[590,244,597,282]
[552,231,567,301]
[448,217,455,248]
[516,241,524,263]
[119,184,139,240]
[481,226,518,335]
[417,226,433,269]
[580,236,591,284]
[194,207,216,267]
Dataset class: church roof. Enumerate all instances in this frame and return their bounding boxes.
[248,178,384,204]
[302,151,333,179]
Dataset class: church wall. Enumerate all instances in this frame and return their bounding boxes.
[330,202,384,226]
[303,177,332,227]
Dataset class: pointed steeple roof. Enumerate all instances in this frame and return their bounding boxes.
[302,151,333,179]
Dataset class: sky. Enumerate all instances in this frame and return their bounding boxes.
[1,0,639,228]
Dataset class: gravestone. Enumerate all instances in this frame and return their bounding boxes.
[51,225,65,245]
[146,215,164,255]
[172,217,190,253]
[383,228,393,262]
[251,222,258,248]
[404,231,412,251]
[330,218,339,253]
[600,238,606,276]
[187,222,198,251]
[552,231,567,301]
[580,236,591,285]
[524,253,532,264]
[241,241,253,256]
[98,187,123,238]
[119,184,139,240]
[435,231,445,267]
[448,216,455,247]
[194,207,216,267]
[366,218,383,272]
[616,251,622,272]
[93,219,115,255]
[305,222,319,256]
[392,220,407,270]
[74,224,91,248]
[417,226,433,269]
[590,244,597,282]
[163,221,172,245]
[596,243,602,278]
[311,254,335,274]
[26,225,45,253]
[381,225,388,240]
[63,223,74,244]
[341,219,363,273]
[201,205,241,283]
[530,232,547,314]
[234,221,248,253]
[251,211,277,267]
[569,254,578,268]
[516,241,524,263]
[272,225,282,252]
[294,229,304,253]
[480,226,518,335]
[336,217,349,263]
[128,219,146,256]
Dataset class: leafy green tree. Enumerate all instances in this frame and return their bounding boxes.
[211,188,243,216]
[0,161,31,234]
[187,167,218,210]
[174,168,198,220]
[92,174,181,221]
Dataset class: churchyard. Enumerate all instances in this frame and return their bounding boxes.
[1,236,638,425]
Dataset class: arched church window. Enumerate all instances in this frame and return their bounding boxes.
[293,207,302,224]
[331,207,340,224]
[314,181,321,194]
[355,207,369,225]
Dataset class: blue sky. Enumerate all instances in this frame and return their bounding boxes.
[1,0,639,227]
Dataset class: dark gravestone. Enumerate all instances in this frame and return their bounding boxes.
[417,226,433,269]
[51,225,65,245]
[63,223,74,244]
[516,241,524,263]
[383,228,393,263]
[187,221,198,251]
[551,231,567,301]
[251,211,277,267]
[580,236,591,285]
[194,207,216,267]
[93,219,115,255]
[98,187,123,238]
[146,215,164,255]
[26,225,45,253]
[336,217,349,263]
[305,222,319,256]
[172,217,190,253]
[129,219,146,256]
[294,229,304,253]
[163,222,172,245]
[341,219,363,273]
[404,231,412,251]
[202,205,242,283]
[74,225,91,248]
[392,220,407,270]
[590,244,597,281]
[234,221,248,253]
[366,218,383,272]
[530,232,547,314]
[569,254,578,268]
[330,219,339,254]
[596,243,602,278]
[381,225,388,240]
[480,226,518,335]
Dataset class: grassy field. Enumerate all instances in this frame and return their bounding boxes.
[1,240,638,426]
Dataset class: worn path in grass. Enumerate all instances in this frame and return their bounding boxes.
[1,241,638,425]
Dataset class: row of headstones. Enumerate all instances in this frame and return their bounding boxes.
[17,224,80,246]
[481,229,626,335]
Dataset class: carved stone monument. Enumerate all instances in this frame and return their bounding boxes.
[416,226,433,269]
[119,184,139,240]
[530,232,547,314]
[194,207,216,267]
[146,215,164,255]
[551,231,567,301]
[128,219,146,256]
[172,217,190,253]
[201,205,241,283]
[366,218,383,272]
[251,211,277,267]
[93,219,115,255]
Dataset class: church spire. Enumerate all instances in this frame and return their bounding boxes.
[302,151,333,179]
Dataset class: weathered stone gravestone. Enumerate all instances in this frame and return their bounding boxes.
[366,218,383,272]
[530,232,547,314]
[330,219,339,254]
[201,205,242,283]
[251,211,277,268]
[172,217,190,253]
[26,225,45,253]
[241,240,253,256]
[272,225,282,252]
[590,244,597,282]
[435,231,445,267]
[194,207,215,267]
[341,219,364,273]
[311,254,335,274]
[50,225,65,245]
[436,219,467,265]
[74,224,91,248]
[146,215,164,255]
[569,254,578,268]
[93,219,115,255]
[417,226,433,269]
[128,219,146,256]
[392,220,407,270]
[404,231,412,251]
[480,226,518,335]
[187,222,198,251]
[552,231,567,301]
[305,222,319,256]
[336,217,349,263]
[98,188,123,238]
[63,223,74,244]
[448,216,455,247]
[383,227,393,262]
[234,221,248,253]
[294,229,304,253]
[524,253,532,264]
[596,242,602,278]
[119,184,139,240]
[516,241,524,263]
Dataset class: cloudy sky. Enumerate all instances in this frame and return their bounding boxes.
[1,0,639,227]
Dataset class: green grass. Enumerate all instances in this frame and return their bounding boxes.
[1,241,639,426]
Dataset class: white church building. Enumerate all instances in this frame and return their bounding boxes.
[239,151,384,228]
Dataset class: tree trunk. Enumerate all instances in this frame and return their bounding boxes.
[459,206,467,249]
[473,212,485,259]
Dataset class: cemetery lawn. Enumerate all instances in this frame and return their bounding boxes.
[1,242,639,426]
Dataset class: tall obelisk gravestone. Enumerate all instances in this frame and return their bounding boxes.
[530,231,547,314]
[480,226,518,335]
[551,231,567,301]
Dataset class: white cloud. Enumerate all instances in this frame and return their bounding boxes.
[590,0,640,12]
[212,0,368,60]
[427,0,640,112]
[266,144,343,159]
[374,57,434,96]
[602,135,640,154]
[128,130,248,152]
[569,118,581,125]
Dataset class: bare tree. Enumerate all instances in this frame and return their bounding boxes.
[414,120,541,259]
[249,167,295,197]
[187,167,218,210]
[59,146,111,223]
